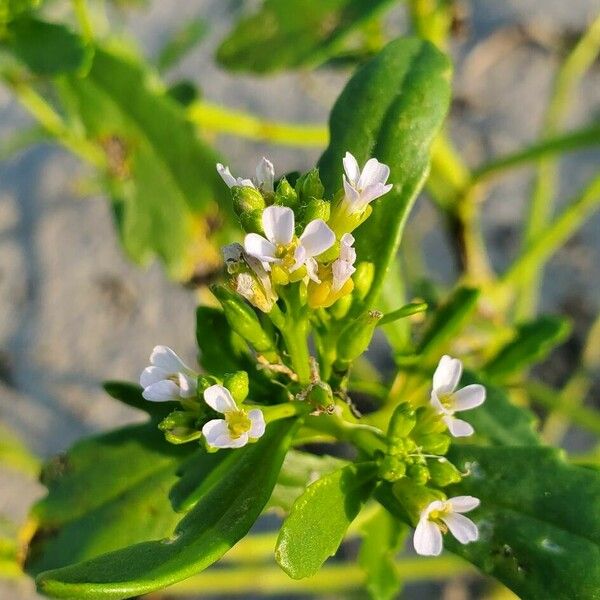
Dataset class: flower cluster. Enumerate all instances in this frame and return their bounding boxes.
[139,154,484,562]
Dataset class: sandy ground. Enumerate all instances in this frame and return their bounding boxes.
[0,1,599,598]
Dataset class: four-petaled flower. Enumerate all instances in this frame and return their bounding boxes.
[342,151,392,214]
[140,345,197,402]
[244,205,335,282]
[217,157,275,192]
[201,384,266,449]
[413,496,480,556]
[430,355,486,437]
[332,233,357,292]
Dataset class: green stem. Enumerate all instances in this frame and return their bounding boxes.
[472,122,600,182]
[261,402,309,422]
[72,0,94,42]
[187,101,328,147]
[498,173,600,292]
[379,302,428,326]
[517,14,600,318]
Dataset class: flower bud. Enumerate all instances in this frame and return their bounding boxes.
[353,262,374,300]
[306,381,335,413]
[391,479,445,525]
[239,208,264,234]
[296,167,324,201]
[412,406,447,436]
[197,374,220,394]
[159,411,201,444]
[428,458,462,486]
[211,284,276,355]
[415,433,451,455]
[379,455,406,482]
[407,464,430,486]
[231,185,265,215]
[274,177,298,208]
[301,198,330,227]
[388,402,417,443]
[336,310,383,366]
[223,371,249,404]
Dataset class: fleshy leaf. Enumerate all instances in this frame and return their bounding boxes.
[275,462,377,579]
[318,37,451,308]
[217,0,395,74]
[35,419,297,599]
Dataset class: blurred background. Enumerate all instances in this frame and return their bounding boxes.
[0,0,599,598]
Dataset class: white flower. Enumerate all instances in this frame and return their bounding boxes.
[244,205,335,283]
[342,151,392,214]
[140,345,197,402]
[430,355,486,437]
[413,496,480,556]
[201,384,266,449]
[332,233,356,292]
[216,157,275,192]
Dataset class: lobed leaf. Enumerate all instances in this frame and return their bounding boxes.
[36,419,297,599]
[318,37,451,309]
[275,462,377,579]
[217,0,395,73]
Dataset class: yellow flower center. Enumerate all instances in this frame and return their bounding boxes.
[438,392,455,411]
[275,239,299,270]
[225,410,251,439]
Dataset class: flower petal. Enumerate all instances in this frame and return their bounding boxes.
[433,355,463,394]
[142,380,180,402]
[420,499,446,520]
[443,415,474,437]
[360,182,393,206]
[140,366,168,388]
[150,345,190,374]
[332,258,356,292]
[453,384,486,412]
[299,219,335,257]
[248,409,266,438]
[413,519,443,556]
[342,176,362,211]
[262,205,294,245]
[305,257,320,282]
[358,157,390,189]
[203,385,237,413]
[339,233,356,263]
[244,233,277,262]
[256,157,275,192]
[343,151,360,184]
[448,496,480,514]
[203,419,249,449]
[216,163,236,188]
[442,513,479,544]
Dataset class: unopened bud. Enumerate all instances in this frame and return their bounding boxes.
[212,284,276,355]
[296,167,324,201]
[379,455,406,482]
[388,403,417,443]
[306,381,335,413]
[428,458,462,486]
[415,433,451,455]
[336,310,383,366]
[301,198,330,226]
[274,177,298,208]
[223,371,249,404]
[407,464,430,486]
[159,411,201,444]
[412,406,447,436]
[239,208,264,234]
[353,262,374,300]
[231,185,265,215]
[391,479,445,525]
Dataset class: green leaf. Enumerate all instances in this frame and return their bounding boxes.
[217,0,395,74]
[0,0,41,25]
[417,286,479,361]
[318,37,451,308]
[56,43,230,280]
[157,17,207,73]
[460,372,539,446]
[36,419,297,599]
[483,315,571,382]
[25,421,193,576]
[269,450,347,513]
[275,462,376,579]
[2,18,91,75]
[358,506,407,600]
[445,445,600,600]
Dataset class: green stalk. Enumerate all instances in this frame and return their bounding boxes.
[516,14,600,318]
[498,173,600,292]
[72,0,94,42]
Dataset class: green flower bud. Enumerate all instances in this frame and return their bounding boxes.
[336,310,383,366]
[296,167,324,201]
[306,381,335,413]
[231,185,265,216]
[378,455,406,482]
[388,402,417,443]
[274,177,298,208]
[428,457,462,486]
[211,284,276,355]
[329,293,352,320]
[412,406,447,436]
[301,198,330,226]
[223,371,249,404]
[197,374,220,394]
[407,464,430,486]
[239,208,264,234]
[353,262,374,300]
[415,433,451,455]
[159,411,202,445]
